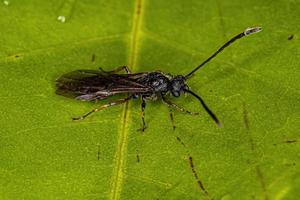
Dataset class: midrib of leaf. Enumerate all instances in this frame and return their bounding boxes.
[109,0,143,200]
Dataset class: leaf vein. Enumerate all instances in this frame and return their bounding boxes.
[109,1,144,200]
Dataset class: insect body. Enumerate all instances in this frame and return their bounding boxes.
[56,27,261,131]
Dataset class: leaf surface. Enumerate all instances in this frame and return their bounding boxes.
[0,0,299,199]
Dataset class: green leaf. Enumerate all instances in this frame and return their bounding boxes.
[0,0,299,199]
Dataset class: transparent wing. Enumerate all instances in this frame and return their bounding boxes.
[56,70,152,101]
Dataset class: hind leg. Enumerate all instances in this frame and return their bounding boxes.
[72,96,132,120]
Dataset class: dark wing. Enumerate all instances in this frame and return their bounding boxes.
[55,70,152,101]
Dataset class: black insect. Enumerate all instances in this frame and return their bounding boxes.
[56,27,261,131]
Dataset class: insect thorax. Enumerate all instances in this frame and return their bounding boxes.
[137,72,187,98]
[143,72,170,93]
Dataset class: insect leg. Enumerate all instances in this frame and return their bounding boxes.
[72,96,132,120]
[138,97,147,132]
[161,96,199,115]
[169,109,176,130]
[99,66,131,74]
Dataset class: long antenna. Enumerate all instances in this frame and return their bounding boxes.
[184,89,222,127]
[185,27,262,79]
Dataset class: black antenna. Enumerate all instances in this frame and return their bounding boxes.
[185,27,262,79]
[184,89,222,127]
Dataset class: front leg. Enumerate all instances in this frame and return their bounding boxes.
[137,97,147,132]
[161,95,199,115]
[161,95,199,130]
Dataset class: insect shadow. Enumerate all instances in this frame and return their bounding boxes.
[56,27,262,131]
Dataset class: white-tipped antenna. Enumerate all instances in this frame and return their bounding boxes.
[244,27,262,36]
[185,26,262,78]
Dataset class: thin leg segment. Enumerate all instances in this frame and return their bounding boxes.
[138,97,147,132]
[161,96,199,115]
[99,66,131,74]
[169,109,176,130]
[72,96,132,120]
